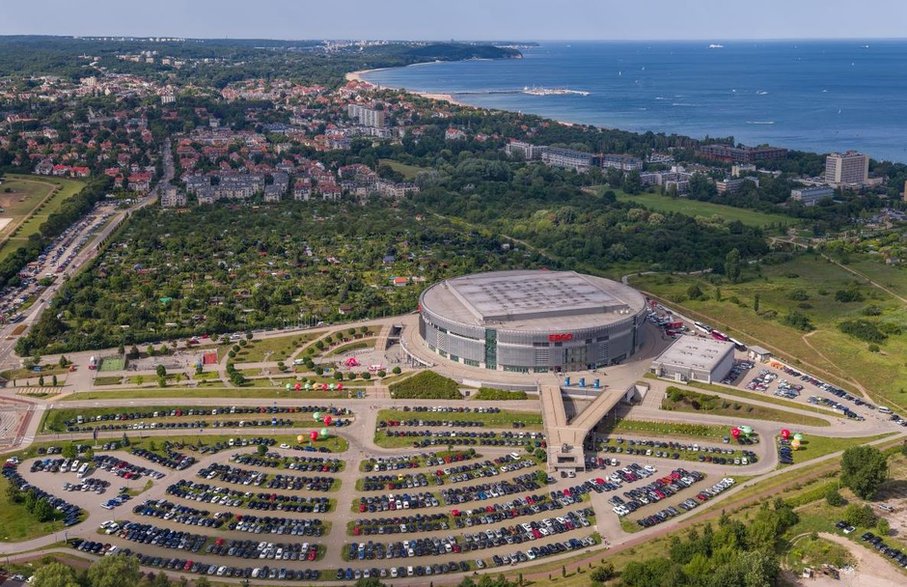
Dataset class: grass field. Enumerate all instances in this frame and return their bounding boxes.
[631,252,907,410]
[0,174,86,260]
[92,376,123,386]
[598,418,745,441]
[328,339,375,356]
[0,475,66,541]
[613,190,795,228]
[231,332,323,363]
[40,405,342,433]
[663,386,830,427]
[377,408,542,429]
[97,357,126,372]
[785,432,894,465]
[60,387,357,401]
[379,159,427,180]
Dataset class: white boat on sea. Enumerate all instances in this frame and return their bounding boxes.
[708,44,724,49]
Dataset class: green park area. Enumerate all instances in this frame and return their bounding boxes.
[613,190,795,228]
[378,158,427,180]
[0,174,86,260]
[632,251,907,410]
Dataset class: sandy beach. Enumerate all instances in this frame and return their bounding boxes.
[346,69,465,107]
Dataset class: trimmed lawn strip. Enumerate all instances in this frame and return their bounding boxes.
[378,408,542,429]
[663,386,830,427]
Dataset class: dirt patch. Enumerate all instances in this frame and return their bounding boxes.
[791,532,907,587]
[10,324,26,336]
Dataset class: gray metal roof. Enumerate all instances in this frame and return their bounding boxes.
[652,336,735,372]
[420,270,647,331]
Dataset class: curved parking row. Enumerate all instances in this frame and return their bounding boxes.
[231,453,343,473]
[635,477,735,528]
[361,450,480,472]
[197,463,337,492]
[69,540,323,582]
[441,473,542,506]
[166,480,332,513]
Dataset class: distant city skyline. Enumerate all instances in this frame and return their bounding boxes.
[2,0,907,41]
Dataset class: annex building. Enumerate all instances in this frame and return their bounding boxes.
[418,270,648,372]
[650,336,735,384]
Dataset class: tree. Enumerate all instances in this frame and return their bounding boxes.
[87,554,141,587]
[877,518,891,536]
[753,293,760,313]
[156,364,167,378]
[687,284,705,300]
[52,374,58,386]
[34,498,56,522]
[62,443,77,459]
[825,485,846,507]
[392,366,401,375]
[725,248,741,283]
[30,561,80,587]
[194,578,212,587]
[841,445,888,500]
[844,503,878,528]
[257,443,268,456]
[38,375,45,386]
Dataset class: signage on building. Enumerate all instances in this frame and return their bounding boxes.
[548,333,574,342]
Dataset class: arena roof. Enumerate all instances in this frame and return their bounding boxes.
[420,270,647,331]
[651,336,735,373]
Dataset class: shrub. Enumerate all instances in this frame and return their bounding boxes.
[835,289,864,303]
[844,503,877,528]
[782,311,814,332]
[474,388,529,401]
[825,486,846,507]
[788,289,809,301]
[838,319,887,344]
[389,371,460,399]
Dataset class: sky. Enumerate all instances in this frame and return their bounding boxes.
[2,0,906,41]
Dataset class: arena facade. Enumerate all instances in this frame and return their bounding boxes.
[418,270,648,372]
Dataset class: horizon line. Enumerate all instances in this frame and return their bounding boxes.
[2,34,907,43]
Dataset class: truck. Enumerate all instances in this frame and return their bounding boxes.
[88,356,98,370]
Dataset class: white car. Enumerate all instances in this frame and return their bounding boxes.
[279,443,290,449]
[643,465,657,473]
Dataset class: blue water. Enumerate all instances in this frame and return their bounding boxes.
[363,41,907,163]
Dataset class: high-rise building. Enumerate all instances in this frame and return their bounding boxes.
[347,104,386,128]
[825,151,869,186]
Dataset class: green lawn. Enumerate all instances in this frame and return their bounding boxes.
[93,376,123,386]
[599,418,744,441]
[40,405,339,433]
[61,387,358,401]
[0,475,66,541]
[379,159,427,180]
[328,338,376,356]
[378,408,542,429]
[614,190,795,228]
[785,432,894,465]
[231,332,322,363]
[127,433,349,455]
[0,175,87,260]
[663,386,830,427]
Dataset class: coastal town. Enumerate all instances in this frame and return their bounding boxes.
[0,28,906,587]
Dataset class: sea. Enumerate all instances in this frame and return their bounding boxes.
[361,41,907,163]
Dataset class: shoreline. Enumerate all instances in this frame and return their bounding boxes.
[346,68,466,107]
